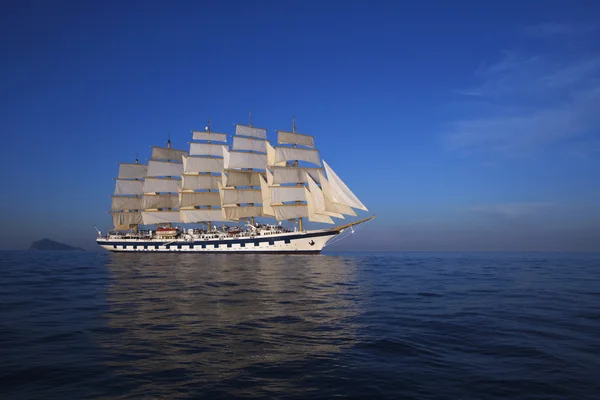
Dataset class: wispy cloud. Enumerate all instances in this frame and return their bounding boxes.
[469,202,554,219]
[447,84,600,156]
[445,25,600,158]
[523,23,597,38]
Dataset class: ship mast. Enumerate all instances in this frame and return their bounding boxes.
[167,133,172,228]
[206,120,211,232]
[269,118,336,226]
[249,111,255,227]
[222,113,268,225]
[141,136,186,227]
[180,120,229,229]
[292,116,303,231]
[111,155,147,232]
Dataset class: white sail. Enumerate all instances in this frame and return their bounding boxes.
[142,194,179,209]
[274,147,321,166]
[277,131,315,148]
[151,147,187,161]
[224,149,267,170]
[142,211,182,224]
[143,178,180,193]
[192,131,228,143]
[266,168,274,185]
[114,179,143,195]
[259,175,274,217]
[182,155,224,173]
[181,174,221,190]
[306,173,343,219]
[266,142,286,167]
[180,208,228,223]
[147,160,184,177]
[270,186,306,203]
[272,204,308,221]
[270,166,321,184]
[112,211,143,226]
[304,187,334,224]
[318,170,357,217]
[323,160,368,211]
[221,188,262,205]
[111,196,142,211]
[118,163,148,179]
[232,137,267,153]
[179,192,220,208]
[222,205,263,219]
[222,170,263,187]
[189,143,226,157]
[235,124,267,139]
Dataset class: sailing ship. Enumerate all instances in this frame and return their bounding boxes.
[98,116,374,253]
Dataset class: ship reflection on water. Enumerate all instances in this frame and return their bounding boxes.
[100,253,361,397]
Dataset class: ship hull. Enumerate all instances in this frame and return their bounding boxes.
[97,229,338,253]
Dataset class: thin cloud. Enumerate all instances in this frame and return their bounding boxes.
[445,31,600,158]
[469,202,554,219]
[446,85,600,156]
[524,23,597,38]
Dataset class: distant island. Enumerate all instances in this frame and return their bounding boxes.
[29,239,84,251]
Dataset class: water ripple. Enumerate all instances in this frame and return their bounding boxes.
[1,251,600,399]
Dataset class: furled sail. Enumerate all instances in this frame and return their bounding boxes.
[273,147,321,166]
[276,131,315,148]
[323,160,368,211]
[192,131,228,142]
[151,147,188,162]
[118,163,148,179]
[235,124,267,139]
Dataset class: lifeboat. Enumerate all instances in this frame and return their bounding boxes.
[156,226,179,237]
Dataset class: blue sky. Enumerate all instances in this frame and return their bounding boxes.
[1,0,599,251]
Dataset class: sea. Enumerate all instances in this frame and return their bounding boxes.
[1,251,599,399]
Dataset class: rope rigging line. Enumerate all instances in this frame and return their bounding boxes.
[324,217,373,248]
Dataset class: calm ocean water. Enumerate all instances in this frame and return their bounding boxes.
[1,251,599,399]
